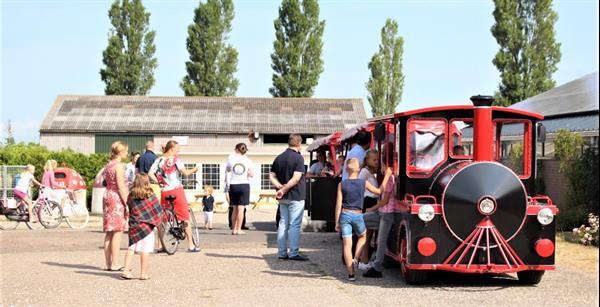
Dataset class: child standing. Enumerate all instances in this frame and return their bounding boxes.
[13,165,43,222]
[122,174,164,280]
[202,186,215,230]
[335,158,390,281]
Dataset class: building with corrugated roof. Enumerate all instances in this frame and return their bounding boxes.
[510,71,599,156]
[40,95,367,203]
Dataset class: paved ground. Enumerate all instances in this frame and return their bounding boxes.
[1,207,598,307]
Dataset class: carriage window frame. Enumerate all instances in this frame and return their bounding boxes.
[406,118,448,178]
[493,119,532,180]
[449,118,474,160]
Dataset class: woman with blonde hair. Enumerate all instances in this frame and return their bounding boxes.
[102,141,129,271]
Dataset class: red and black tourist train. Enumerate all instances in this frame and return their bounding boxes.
[305,95,558,285]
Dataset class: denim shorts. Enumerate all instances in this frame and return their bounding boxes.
[339,211,366,238]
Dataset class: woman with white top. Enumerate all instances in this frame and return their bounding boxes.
[225,143,254,235]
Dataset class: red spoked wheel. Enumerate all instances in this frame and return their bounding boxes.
[399,231,428,285]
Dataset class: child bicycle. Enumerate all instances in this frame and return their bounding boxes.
[158,195,201,255]
[0,189,56,230]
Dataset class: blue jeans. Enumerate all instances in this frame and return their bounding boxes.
[339,211,366,238]
[277,200,305,258]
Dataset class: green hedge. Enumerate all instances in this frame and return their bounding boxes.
[0,143,109,203]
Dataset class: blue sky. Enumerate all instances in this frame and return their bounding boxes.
[1,0,598,143]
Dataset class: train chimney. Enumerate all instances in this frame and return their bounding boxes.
[470,95,495,161]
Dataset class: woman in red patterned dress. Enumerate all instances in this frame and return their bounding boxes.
[102,141,129,271]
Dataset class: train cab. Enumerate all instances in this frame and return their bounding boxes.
[363,95,558,285]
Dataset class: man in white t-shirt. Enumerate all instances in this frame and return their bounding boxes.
[342,131,372,180]
[306,151,326,178]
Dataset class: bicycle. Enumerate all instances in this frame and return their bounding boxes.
[158,195,201,255]
[0,189,56,230]
[38,189,90,229]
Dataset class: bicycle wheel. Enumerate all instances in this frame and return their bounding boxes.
[159,210,179,255]
[65,201,90,229]
[26,202,45,230]
[0,214,20,230]
[38,200,63,229]
[189,208,201,248]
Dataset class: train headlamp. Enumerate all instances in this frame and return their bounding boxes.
[537,208,554,226]
[418,205,435,222]
[478,198,496,215]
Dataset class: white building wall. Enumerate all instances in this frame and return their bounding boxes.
[40,133,95,154]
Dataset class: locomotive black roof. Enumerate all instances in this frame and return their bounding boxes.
[511,71,599,118]
[40,95,367,135]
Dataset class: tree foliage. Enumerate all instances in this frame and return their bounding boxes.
[181,0,239,96]
[554,129,584,171]
[366,19,405,117]
[270,0,325,97]
[100,0,158,95]
[491,0,561,106]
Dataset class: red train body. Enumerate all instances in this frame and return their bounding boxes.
[306,96,557,284]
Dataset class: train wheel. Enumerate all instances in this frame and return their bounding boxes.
[399,233,428,285]
[517,270,545,285]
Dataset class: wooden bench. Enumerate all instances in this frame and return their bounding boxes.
[252,192,278,210]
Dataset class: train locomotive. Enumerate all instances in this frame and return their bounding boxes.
[306,95,558,285]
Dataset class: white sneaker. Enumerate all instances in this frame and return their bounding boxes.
[358,261,373,271]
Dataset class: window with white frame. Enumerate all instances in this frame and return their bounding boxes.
[202,164,221,190]
[182,163,197,190]
[261,164,275,190]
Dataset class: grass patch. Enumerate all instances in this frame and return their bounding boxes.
[555,234,599,273]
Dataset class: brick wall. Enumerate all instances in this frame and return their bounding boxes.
[538,159,567,208]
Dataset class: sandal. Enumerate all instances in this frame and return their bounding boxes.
[120,271,134,280]
[139,275,151,280]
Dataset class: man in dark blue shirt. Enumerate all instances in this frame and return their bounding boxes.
[270,134,308,261]
[136,141,158,175]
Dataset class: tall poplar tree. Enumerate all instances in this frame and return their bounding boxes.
[366,19,405,117]
[492,0,561,106]
[100,0,157,95]
[270,0,325,97]
[181,0,239,96]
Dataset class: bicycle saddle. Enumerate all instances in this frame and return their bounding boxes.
[165,195,177,202]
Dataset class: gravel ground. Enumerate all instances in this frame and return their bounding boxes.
[0,207,598,307]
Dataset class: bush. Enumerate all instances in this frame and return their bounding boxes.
[572,213,599,246]
[0,143,109,204]
[556,205,588,231]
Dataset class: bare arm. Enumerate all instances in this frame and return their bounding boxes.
[334,183,343,232]
[269,172,283,189]
[366,190,391,212]
[180,165,199,177]
[365,181,382,195]
[279,172,303,194]
[115,163,128,204]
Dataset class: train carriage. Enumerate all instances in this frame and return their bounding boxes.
[315,95,558,285]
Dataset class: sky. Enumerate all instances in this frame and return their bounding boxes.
[1,0,598,143]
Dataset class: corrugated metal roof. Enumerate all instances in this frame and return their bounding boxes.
[542,114,599,134]
[461,114,599,138]
[40,95,367,135]
[511,72,599,117]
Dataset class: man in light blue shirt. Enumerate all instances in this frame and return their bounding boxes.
[342,131,372,180]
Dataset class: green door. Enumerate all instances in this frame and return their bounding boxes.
[95,134,153,154]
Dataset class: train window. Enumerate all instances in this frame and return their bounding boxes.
[494,120,532,179]
[449,119,474,159]
[406,118,447,178]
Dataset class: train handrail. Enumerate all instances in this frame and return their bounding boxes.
[528,195,554,207]
[415,195,438,204]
